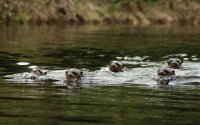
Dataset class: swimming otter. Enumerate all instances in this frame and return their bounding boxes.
[157,68,175,77]
[65,68,83,81]
[157,67,175,85]
[30,68,47,79]
[109,61,124,72]
[167,58,183,69]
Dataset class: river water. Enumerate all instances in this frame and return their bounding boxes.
[0,25,200,125]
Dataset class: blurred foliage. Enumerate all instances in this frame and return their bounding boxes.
[1,0,200,25]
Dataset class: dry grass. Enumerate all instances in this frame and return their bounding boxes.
[1,0,200,25]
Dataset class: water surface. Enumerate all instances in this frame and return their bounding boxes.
[0,25,200,125]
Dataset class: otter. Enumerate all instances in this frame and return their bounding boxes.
[109,61,124,72]
[167,58,183,69]
[157,67,175,77]
[30,68,47,79]
[65,68,83,82]
[157,67,175,85]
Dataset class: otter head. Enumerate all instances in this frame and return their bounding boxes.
[31,68,47,79]
[167,58,182,69]
[157,68,175,77]
[65,68,83,81]
[109,61,124,72]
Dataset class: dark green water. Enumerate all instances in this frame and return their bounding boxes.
[0,25,200,125]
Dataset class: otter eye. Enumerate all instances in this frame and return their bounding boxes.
[72,71,78,76]
[38,70,43,74]
[163,69,168,73]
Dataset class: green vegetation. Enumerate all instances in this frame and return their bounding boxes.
[1,0,200,25]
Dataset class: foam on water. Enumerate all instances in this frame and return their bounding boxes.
[4,55,200,87]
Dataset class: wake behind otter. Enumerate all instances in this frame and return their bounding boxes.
[4,61,200,87]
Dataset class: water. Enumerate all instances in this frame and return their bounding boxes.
[0,25,200,125]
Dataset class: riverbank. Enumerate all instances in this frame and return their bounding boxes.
[1,0,200,26]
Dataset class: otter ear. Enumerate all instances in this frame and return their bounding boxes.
[180,59,183,64]
[177,59,182,65]
[167,60,171,64]
[31,70,36,73]
[80,71,83,76]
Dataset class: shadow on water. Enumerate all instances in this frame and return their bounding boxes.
[0,51,30,75]
[0,25,200,71]
[0,25,200,125]
[0,81,200,125]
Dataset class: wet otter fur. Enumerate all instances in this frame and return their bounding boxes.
[31,68,47,79]
[157,68,175,77]
[167,58,183,69]
[65,68,83,82]
[109,61,124,72]
[157,67,175,85]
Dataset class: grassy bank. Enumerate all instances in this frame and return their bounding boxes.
[1,0,200,26]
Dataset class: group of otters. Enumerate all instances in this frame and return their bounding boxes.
[30,58,182,85]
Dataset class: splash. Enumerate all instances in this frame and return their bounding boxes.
[4,55,200,87]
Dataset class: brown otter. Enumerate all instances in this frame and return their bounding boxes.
[109,61,124,72]
[30,68,47,79]
[157,68,175,77]
[157,67,175,85]
[65,68,83,81]
[167,58,183,69]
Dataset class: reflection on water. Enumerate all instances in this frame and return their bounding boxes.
[0,25,200,125]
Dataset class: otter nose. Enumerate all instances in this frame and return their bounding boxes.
[66,73,75,80]
[109,64,118,72]
[171,62,179,68]
[67,74,73,78]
